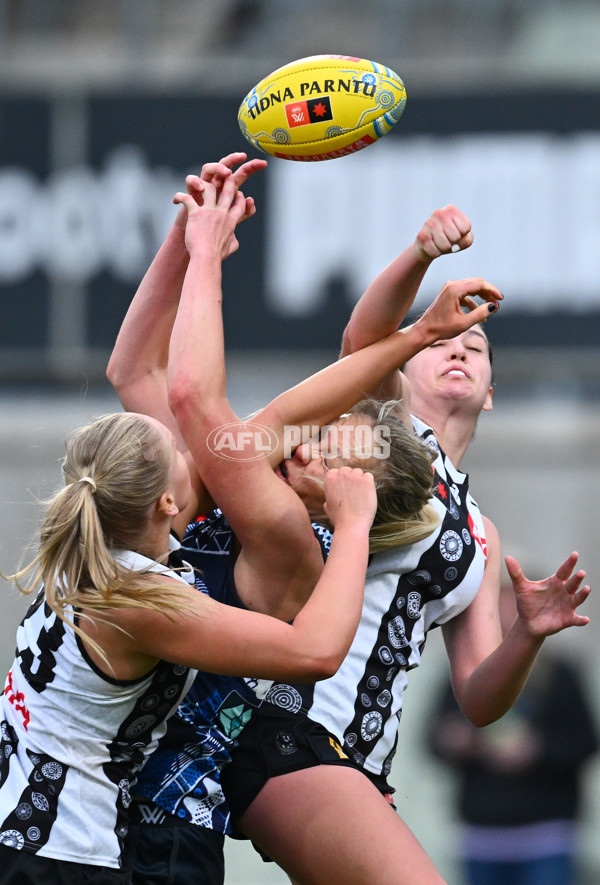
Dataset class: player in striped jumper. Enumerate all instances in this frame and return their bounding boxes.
[218,207,590,885]
[0,180,383,883]
[107,158,509,885]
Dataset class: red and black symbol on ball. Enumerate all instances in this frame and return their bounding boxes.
[285,96,334,128]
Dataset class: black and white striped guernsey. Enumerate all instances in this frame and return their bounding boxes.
[0,546,196,869]
[262,417,488,780]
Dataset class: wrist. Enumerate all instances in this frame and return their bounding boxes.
[166,225,191,262]
[401,321,432,354]
[510,613,547,646]
[330,518,373,542]
[413,249,434,267]
[187,243,224,267]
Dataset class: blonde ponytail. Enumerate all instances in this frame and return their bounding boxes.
[4,413,197,628]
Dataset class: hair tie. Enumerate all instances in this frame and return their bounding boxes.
[79,476,97,492]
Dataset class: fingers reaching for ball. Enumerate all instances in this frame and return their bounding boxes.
[181,151,265,223]
[173,176,248,260]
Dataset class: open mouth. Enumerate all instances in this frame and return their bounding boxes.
[276,461,289,480]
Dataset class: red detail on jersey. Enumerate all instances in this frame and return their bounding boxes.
[437,481,448,499]
[468,513,488,560]
[4,669,30,730]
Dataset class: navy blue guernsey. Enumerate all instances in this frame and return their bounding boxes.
[133,510,332,834]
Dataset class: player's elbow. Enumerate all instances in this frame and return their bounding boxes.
[106,352,124,391]
[167,371,189,419]
[459,702,500,729]
[309,650,346,681]
[167,369,203,422]
[340,325,359,358]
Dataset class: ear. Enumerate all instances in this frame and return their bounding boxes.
[157,491,179,518]
[482,385,494,412]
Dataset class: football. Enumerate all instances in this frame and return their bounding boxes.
[237,55,407,161]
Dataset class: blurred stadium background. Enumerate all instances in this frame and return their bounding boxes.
[1,2,599,882]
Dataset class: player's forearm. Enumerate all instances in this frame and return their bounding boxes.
[457,623,545,727]
[257,322,429,465]
[167,247,230,428]
[291,520,370,673]
[341,245,431,356]
[107,220,189,400]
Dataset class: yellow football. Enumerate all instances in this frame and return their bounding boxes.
[238,54,407,161]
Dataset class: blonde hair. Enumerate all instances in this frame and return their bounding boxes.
[4,412,194,631]
[347,399,439,553]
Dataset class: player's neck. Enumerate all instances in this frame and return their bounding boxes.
[413,402,477,468]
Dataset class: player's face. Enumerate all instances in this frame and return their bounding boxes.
[276,415,378,521]
[403,327,493,413]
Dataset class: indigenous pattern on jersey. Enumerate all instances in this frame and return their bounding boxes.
[0,547,196,869]
[134,510,333,835]
[134,511,260,836]
[263,417,487,780]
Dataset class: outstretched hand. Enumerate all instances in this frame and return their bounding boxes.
[415,277,503,344]
[414,205,474,262]
[505,552,591,638]
[199,151,268,221]
[174,152,267,236]
[173,175,248,260]
[323,466,377,531]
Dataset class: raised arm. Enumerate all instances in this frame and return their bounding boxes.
[167,174,331,618]
[105,202,189,439]
[167,176,501,619]
[168,176,501,506]
[443,519,591,727]
[339,205,474,399]
[255,275,502,464]
[107,153,267,522]
[107,152,266,439]
[113,467,377,681]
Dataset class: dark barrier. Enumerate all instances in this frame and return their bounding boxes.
[1,90,599,383]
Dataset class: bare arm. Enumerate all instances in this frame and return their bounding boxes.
[443,518,591,727]
[168,181,502,556]
[255,275,502,466]
[167,177,501,620]
[106,153,267,524]
[107,152,266,426]
[340,205,474,400]
[106,206,190,439]
[107,468,376,682]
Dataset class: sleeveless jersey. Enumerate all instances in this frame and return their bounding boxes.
[263,417,488,780]
[0,546,196,869]
[134,510,332,835]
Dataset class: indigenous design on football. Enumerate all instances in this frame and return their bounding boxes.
[238,54,407,161]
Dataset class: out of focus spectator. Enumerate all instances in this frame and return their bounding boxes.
[428,577,599,885]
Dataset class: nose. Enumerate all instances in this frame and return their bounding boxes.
[448,341,467,361]
[293,442,313,465]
